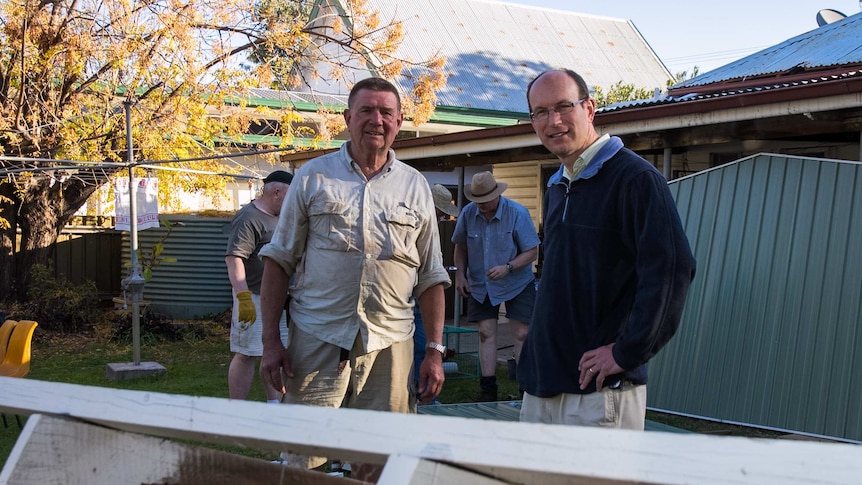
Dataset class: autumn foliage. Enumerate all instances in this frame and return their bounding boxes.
[0,0,446,302]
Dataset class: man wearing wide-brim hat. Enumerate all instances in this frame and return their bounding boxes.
[452,171,540,401]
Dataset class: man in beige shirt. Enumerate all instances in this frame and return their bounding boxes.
[259,77,450,481]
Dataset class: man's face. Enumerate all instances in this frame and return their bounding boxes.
[344,89,403,154]
[527,71,596,162]
[476,196,500,218]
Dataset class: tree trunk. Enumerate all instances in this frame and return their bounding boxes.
[0,182,20,301]
[1,174,101,303]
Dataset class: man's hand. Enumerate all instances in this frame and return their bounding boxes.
[260,344,291,394]
[454,273,471,297]
[236,290,256,324]
[486,264,508,281]
[417,351,445,403]
[578,343,625,391]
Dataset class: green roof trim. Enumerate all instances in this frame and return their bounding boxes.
[237,94,527,127]
[211,133,344,149]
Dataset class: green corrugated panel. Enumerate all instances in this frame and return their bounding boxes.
[652,154,862,442]
[121,215,233,319]
[417,402,686,433]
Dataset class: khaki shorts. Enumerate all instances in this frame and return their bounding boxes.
[280,324,412,468]
[519,384,647,430]
[229,292,287,356]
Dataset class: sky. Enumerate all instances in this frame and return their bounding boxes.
[502,0,862,74]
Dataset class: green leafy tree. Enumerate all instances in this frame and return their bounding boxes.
[592,81,655,108]
[0,0,446,302]
[673,66,701,84]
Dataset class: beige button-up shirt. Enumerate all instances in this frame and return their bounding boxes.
[259,143,450,353]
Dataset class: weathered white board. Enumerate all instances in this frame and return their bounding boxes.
[0,414,366,485]
[2,377,861,485]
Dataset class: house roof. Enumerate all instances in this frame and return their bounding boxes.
[282,6,862,170]
[320,0,673,113]
[673,11,862,90]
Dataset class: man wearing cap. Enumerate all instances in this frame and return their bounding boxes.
[225,170,292,403]
[453,171,540,401]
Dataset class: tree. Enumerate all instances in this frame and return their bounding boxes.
[592,81,655,108]
[0,0,446,302]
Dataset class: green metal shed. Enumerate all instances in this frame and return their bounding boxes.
[650,153,862,442]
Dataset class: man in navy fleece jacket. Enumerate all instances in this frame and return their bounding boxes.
[518,69,696,430]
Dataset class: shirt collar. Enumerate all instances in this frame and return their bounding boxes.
[564,134,611,181]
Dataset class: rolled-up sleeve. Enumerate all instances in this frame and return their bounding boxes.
[259,170,308,275]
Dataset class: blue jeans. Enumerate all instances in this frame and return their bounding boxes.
[412,305,426,386]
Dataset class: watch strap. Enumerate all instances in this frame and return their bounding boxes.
[426,341,446,355]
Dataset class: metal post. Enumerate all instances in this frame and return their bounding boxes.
[663,147,673,180]
[123,101,145,366]
[453,167,465,327]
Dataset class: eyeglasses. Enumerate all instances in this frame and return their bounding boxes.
[529,98,588,122]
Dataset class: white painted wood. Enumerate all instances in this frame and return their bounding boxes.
[379,455,507,485]
[0,414,360,485]
[2,377,862,485]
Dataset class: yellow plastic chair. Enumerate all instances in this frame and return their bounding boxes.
[0,320,38,378]
[0,319,16,363]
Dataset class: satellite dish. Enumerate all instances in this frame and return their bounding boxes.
[816,9,846,26]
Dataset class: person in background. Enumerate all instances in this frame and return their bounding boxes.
[520,68,696,429]
[411,183,459,407]
[452,171,540,402]
[258,77,450,482]
[224,170,292,403]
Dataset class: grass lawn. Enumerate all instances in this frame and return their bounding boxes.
[1,317,783,471]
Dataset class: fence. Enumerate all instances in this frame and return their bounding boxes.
[2,377,860,484]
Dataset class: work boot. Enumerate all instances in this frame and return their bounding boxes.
[477,376,498,402]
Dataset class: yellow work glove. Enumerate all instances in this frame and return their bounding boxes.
[236,290,256,324]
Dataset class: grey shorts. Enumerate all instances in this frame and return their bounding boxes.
[467,281,536,324]
[229,292,288,356]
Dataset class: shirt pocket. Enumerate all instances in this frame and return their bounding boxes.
[384,206,421,268]
[308,200,353,251]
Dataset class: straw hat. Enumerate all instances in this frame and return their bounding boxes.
[431,184,459,217]
[464,171,507,203]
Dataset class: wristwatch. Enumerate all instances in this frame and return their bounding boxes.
[426,341,447,355]
[506,263,514,273]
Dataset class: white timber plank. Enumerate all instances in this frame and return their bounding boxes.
[379,454,508,485]
[0,414,361,485]
[2,377,861,485]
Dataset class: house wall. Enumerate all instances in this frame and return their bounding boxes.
[491,161,542,229]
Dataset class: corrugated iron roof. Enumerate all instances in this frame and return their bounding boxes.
[597,11,862,115]
[599,69,862,113]
[328,0,673,113]
[673,11,862,89]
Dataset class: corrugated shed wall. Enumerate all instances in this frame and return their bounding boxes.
[651,154,862,442]
[121,215,232,319]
